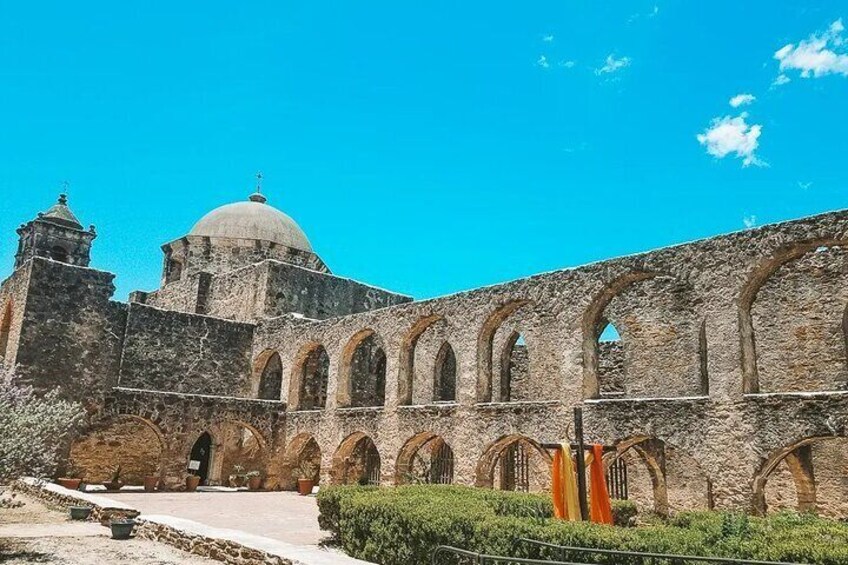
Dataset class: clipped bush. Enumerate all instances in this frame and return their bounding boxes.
[317,485,848,565]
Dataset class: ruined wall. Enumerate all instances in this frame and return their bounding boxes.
[12,258,126,404]
[69,417,162,484]
[752,245,848,393]
[118,304,254,396]
[598,341,625,396]
[0,264,31,367]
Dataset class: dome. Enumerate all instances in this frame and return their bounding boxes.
[189,192,314,252]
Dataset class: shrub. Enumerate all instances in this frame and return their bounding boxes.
[317,485,848,565]
[0,367,85,483]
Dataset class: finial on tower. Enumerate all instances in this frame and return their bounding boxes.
[249,171,267,203]
[58,181,69,205]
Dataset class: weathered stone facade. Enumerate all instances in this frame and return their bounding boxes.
[3,191,848,517]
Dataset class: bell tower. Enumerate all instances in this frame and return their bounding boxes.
[14,193,97,269]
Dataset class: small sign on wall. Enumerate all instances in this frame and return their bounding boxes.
[188,460,201,471]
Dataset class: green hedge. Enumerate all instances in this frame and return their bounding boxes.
[316,485,848,565]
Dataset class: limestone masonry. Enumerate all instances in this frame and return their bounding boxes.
[2,189,847,517]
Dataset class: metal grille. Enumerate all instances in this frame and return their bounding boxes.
[606,457,628,500]
[364,442,381,485]
[499,442,530,492]
[429,442,455,484]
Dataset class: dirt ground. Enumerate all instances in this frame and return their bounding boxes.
[0,492,218,565]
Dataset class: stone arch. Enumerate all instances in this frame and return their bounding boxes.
[739,239,848,393]
[257,352,283,401]
[498,331,528,402]
[582,271,703,399]
[475,434,551,491]
[477,300,532,402]
[433,341,457,402]
[289,342,330,410]
[597,321,625,397]
[338,329,387,408]
[69,414,167,485]
[0,300,12,360]
[252,349,282,400]
[281,433,322,490]
[611,435,711,516]
[202,420,270,487]
[752,435,848,517]
[395,432,455,485]
[398,314,444,405]
[331,432,382,485]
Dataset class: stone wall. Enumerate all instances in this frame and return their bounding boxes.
[118,304,254,397]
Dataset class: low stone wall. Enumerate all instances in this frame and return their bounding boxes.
[11,477,139,525]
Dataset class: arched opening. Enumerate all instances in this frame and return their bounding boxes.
[433,342,457,402]
[582,272,703,399]
[165,258,183,283]
[283,433,322,490]
[612,436,711,516]
[477,300,532,402]
[744,243,848,393]
[210,422,268,488]
[331,433,381,485]
[189,432,214,485]
[0,301,12,360]
[49,245,69,263]
[396,432,455,485]
[597,321,625,397]
[398,314,443,405]
[339,330,387,408]
[69,415,165,485]
[476,435,551,492]
[754,436,848,518]
[295,345,329,410]
[257,352,283,401]
[499,331,528,402]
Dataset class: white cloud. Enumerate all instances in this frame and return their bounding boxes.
[559,60,576,68]
[774,19,848,79]
[696,112,765,167]
[743,215,757,228]
[595,54,631,75]
[771,73,791,87]
[729,93,756,107]
[542,35,554,43]
[536,55,550,69]
[798,181,813,190]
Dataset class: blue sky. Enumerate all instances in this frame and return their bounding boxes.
[1,1,846,301]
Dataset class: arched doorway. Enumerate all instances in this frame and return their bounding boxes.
[396,432,455,484]
[476,435,551,492]
[189,432,213,485]
[331,433,381,485]
[339,330,387,408]
[257,352,283,401]
[283,433,322,490]
[433,342,457,402]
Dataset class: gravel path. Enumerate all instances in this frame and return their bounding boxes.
[0,493,219,565]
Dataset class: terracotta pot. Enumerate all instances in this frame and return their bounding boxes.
[57,478,82,490]
[143,476,158,493]
[248,476,262,491]
[185,475,201,492]
[297,478,314,496]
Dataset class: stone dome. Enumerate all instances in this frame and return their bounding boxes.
[189,192,314,252]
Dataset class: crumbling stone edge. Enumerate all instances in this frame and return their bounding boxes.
[12,478,298,565]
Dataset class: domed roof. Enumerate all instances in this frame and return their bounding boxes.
[189,192,314,252]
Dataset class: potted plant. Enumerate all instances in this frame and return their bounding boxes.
[143,474,158,493]
[110,518,135,540]
[228,464,247,488]
[296,460,318,495]
[68,505,92,520]
[102,466,123,491]
[185,473,201,492]
[246,470,262,491]
[56,465,83,490]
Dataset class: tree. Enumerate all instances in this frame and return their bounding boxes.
[0,367,85,482]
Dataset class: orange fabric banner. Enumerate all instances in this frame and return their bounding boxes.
[560,443,580,521]
[552,448,566,519]
[588,444,613,525]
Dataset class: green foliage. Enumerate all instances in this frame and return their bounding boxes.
[0,367,85,483]
[317,485,848,565]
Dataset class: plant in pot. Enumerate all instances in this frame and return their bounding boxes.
[246,470,262,491]
[56,464,84,491]
[185,473,201,492]
[228,464,247,488]
[102,466,123,491]
[296,460,318,495]
[143,474,159,493]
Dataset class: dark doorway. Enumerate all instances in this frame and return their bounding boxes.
[189,432,213,485]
